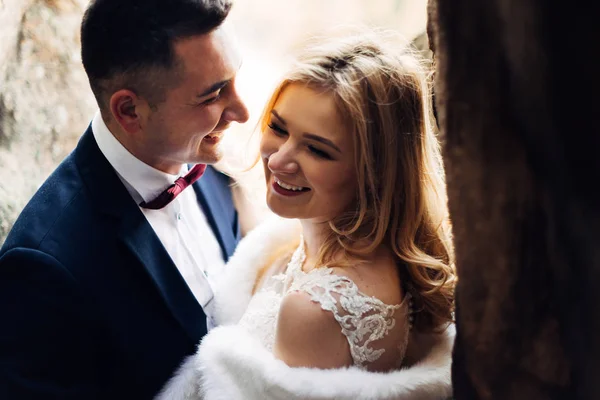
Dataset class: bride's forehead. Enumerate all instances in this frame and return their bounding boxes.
[273,85,345,137]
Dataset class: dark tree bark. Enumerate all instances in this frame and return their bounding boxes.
[428,1,600,399]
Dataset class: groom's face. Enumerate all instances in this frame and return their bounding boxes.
[141,24,249,173]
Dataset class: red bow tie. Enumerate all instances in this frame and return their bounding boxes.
[139,164,207,210]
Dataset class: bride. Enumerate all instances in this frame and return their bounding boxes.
[158,31,456,400]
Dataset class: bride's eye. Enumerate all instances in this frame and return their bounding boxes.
[308,145,332,160]
[268,122,288,137]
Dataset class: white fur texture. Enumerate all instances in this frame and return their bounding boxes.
[212,215,301,325]
[156,217,454,400]
[158,324,454,400]
[155,355,201,400]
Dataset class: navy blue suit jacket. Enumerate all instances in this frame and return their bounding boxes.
[0,126,241,399]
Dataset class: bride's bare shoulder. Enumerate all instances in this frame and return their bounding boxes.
[273,290,352,369]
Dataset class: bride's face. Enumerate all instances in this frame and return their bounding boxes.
[260,83,357,222]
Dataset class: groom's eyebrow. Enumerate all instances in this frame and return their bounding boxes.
[197,61,243,98]
[197,80,230,98]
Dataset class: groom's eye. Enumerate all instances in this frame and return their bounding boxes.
[201,93,221,105]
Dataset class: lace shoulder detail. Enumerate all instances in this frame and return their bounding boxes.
[289,268,409,368]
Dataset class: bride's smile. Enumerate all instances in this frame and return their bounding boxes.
[271,175,310,196]
[260,83,357,222]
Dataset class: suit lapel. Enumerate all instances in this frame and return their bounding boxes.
[75,127,207,342]
[193,166,237,260]
[118,211,207,342]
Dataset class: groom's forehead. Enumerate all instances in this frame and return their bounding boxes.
[173,28,242,91]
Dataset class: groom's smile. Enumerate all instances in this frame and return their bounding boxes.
[116,23,250,175]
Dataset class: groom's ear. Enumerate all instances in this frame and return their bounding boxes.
[109,89,150,135]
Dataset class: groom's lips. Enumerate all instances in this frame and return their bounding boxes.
[202,131,224,145]
[202,122,230,145]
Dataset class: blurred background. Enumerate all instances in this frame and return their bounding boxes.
[0,0,428,244]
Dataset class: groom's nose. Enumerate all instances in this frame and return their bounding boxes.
[222,86,249,124]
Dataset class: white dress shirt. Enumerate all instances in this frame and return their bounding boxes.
[91,112,225,324]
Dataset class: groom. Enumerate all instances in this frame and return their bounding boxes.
[0,0,248,398]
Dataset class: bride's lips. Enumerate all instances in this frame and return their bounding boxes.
[271,176,310,197]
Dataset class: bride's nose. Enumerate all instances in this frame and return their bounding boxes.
[266,146,298,174]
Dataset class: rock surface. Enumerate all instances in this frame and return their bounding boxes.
[0,0,95,244]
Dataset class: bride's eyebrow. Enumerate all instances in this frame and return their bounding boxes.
[271,110,341,154]
[302,133,341,153]
[270,110,286,124]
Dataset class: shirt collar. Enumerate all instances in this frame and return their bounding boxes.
[91,111,188,204]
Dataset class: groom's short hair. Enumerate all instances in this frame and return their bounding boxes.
[81,0,232,112]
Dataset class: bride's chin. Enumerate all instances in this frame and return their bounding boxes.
[266,203,300,220]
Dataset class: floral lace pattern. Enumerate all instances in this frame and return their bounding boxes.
[238,238,412,369]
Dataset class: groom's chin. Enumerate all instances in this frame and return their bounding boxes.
[195,147,224,165]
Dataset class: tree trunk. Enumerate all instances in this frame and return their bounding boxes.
[428,1,600,398]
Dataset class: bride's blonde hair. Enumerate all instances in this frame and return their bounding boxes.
[258,31,455,332]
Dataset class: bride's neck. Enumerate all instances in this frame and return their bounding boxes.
[299,220,331,267]
[300,219,388,270]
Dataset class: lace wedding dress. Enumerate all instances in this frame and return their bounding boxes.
[156,218,454,400]
[238,237,413,370]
